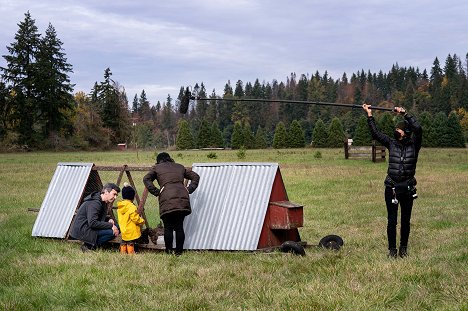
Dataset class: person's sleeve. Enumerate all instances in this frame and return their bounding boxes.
[184,168,200,194]
[143,170,160,196]
[405,114,422,152]
[129,207,146,226]
[87,203,113,230]
[367,116,391,148]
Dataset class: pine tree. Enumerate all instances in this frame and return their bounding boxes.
[35,23,74,139]
[377,112,395,137]
[273,121,288,148]
[210,122,224,148]
[223,124,233,148]
[96,68,119,130]
[432,112,451,147]
[231,121,244,149]
[138,90,151,122]
[418,111,434,147]
[1,11,41,145]
[447,112,465,147]
[176,119,194,150]
[132,94,139,114]
[197,119,211,148]
[135,123,154,148]
[311,119,328,147]
[0,82,8,139]
[243,121,255,149]
[254,126,268,149]
[353,115,373,146]
[327,117,345,147]
[287,120,305,148]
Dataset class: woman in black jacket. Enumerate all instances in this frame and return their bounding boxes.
[363,104,422,258]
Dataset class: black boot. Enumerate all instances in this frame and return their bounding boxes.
[399,246,408,258]
[388,248,397,258]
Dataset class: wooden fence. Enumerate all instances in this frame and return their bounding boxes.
[344,140,386,162]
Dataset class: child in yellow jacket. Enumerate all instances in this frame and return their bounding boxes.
[117,183,145,254]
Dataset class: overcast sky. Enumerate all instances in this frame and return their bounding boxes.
[1,0,467,105]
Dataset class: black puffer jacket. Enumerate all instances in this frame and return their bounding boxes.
[367,114,422,185]
[69,192,112,246]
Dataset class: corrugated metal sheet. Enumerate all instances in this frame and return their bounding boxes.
[32,163,94,238]
[184,163,279,250]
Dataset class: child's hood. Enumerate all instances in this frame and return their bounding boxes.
[117,199,133,214]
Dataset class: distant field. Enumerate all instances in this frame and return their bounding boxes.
[0,148,466,310]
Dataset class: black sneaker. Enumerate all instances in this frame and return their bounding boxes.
[399,246,408,258]
[388,248,397,258]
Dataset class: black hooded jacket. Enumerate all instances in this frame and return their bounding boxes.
[69,192,112,246]
[367,114,422,185]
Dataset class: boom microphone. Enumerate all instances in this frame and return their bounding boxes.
[179,95,395,114]
[179,87,191,114]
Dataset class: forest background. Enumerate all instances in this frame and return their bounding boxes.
[1,12,467,152]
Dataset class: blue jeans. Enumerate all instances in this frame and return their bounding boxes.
[96,229,115,246]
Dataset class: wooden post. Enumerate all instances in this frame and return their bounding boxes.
[344,140,349,159]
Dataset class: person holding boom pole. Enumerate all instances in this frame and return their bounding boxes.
[362,104,422,258]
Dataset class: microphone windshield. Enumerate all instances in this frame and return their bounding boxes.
[179,87,190,114]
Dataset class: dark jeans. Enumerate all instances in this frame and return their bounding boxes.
[96,228,115,246]
[384,186,414,249]
[161,211,187,254]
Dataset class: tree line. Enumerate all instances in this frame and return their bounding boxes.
[1,12,466,151]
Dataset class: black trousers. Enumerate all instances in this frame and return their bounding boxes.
[161,211,187,254]
[384,186,414,249]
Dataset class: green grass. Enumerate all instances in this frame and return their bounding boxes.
[0,148,467,310]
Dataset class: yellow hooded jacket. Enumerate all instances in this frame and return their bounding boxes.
[117,199,145,242]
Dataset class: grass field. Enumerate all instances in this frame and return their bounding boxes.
[0,148,467,310]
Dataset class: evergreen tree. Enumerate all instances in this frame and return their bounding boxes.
[1,11,41,145]
[132,94,139,114]
[254,126,268,149]
[96,68,119,134]
[431,112,451,147]
[176,119,194,150]
[135,123,154,148]
[218,82,233,130]
[327,117,345,147]
[162,95,173,130]
[447,112,465,147]
[353,115,373,145]
[299,120,312,144]
[273,121,288,149]
[0,81,12,140]
[418,111,434,147]
[161,95,174,147]
[195,82,208,121]
[243,121,255,149]
[138,90,151,122]
[210,122,224,148]
[287,120,305,148]
[222,124,233,148]
[206,91,218,124]
[231,121,244,149]
[197,119,211,148]
[35,23,74,139]
[377,112,395,137]
[311,118,328,147]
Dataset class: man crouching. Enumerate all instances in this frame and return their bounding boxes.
[70,183,120,252]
